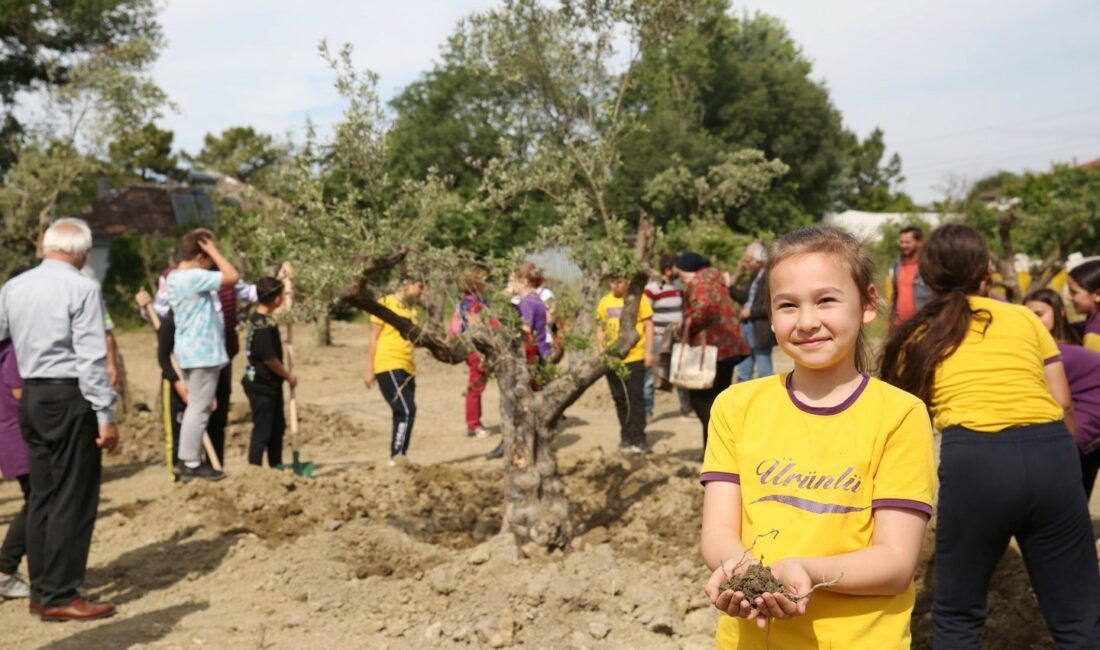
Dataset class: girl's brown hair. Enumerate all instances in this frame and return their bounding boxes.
[1023,287,1081,344]
[766,226,878,372]
[458,267,487,295]
[879,223,993,405]
[1069,259,1100,294]
[513,262,542,287]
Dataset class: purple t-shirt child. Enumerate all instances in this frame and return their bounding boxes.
[1058,341,1100,455]
[0,340,29,479]
[517,293,551,360]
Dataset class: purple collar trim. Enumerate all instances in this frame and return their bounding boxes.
[785,372,870,415]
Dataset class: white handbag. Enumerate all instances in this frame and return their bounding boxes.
[669,319,718,390]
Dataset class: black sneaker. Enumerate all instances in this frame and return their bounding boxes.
[178,463,226,482]
[485,442,504,460]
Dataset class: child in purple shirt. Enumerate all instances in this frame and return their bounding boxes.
[0,338,31,598]
[510,264,551,361]
[1025,288,1100,497]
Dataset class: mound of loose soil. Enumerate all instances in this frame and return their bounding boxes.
[1,324,1092,649]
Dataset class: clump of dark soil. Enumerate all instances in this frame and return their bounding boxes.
[721,563,793,604]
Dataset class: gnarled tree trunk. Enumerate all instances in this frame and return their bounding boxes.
[340,217,656,550]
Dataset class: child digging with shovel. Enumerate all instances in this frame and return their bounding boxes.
[242,276,297,469]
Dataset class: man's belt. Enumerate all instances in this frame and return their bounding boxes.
[24,378,79,386]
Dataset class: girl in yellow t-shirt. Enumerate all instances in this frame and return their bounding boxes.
[881,224,1100,649]
[363,276,424,464]
[701,227,936,649]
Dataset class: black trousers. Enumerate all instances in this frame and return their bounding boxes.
[606,360,647,448]
[1082,448,1100,499]
[0,474,30,575]
[19,383,101,608]
[687,355,741,451]
[206,364,231,466]
[934,422,1100,649]
[246,390,285,468]
[377,370,416,458]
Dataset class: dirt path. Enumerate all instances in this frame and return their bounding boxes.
[0,321,1095,649]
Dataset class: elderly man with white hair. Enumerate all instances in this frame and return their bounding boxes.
[0,217,117,621]
[728,241,775,382]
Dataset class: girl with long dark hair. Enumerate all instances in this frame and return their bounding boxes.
[880,224,1100,649]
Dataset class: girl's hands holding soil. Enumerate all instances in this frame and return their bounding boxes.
[704,557,809,628]
[705,558,759,622]
[755,558,811,620]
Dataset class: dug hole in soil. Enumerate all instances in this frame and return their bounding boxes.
[0,322,1096,649]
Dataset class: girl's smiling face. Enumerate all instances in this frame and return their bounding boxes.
[769,252,878,371]
[1067,277,1099,317]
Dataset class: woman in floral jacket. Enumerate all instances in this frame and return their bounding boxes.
[674,252,749,451]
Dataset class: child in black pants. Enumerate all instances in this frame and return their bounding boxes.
[242,278,297,468]
[156,312,186,480]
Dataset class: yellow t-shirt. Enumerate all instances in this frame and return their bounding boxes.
[1084,332,1100,354]
[596,293,653,364]
[930,296,1063,432]
[370,294,418,375]
[701,374,936,650]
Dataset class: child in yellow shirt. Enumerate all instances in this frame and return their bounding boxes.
[701,227,936,649]
[881,224,1100,648]
[596,275,654,453]
[364,276,424,464]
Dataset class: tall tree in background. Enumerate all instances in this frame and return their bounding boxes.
[615,1,848,232]
[109,121,178,180]
[386,31,554,256]
[0,12,168,277]
[183,126,286,186]
[834,127,916,212]
[0,0,161,171]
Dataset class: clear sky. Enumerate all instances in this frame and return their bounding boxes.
[153,0,1100,206]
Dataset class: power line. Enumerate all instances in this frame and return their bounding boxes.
[890,105,1100,148]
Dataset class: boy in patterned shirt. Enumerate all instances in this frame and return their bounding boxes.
[166,229,239,481]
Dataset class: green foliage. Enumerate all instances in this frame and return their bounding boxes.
[223,41,466,321]
[970,164,1100,263]
[0,29,167,277]
[616,1,849,229]
[662,215,755,269]
[108,121,178,180]
[0,0,161,171]
[184,126,286,186]
[834,127,916,212]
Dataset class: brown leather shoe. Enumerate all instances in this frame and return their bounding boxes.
[29,601,40,616]
[39,597,116,622]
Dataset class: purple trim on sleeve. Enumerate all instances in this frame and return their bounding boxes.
[1043,354,1062,366]
[872,499,933,517]
[786,372,870,415]
[699,472,740,486]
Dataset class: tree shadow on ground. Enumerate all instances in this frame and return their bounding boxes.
[572,457,669,533]
[101,461,152,484]
[646,429,676,445]
[36,601,207,650]
[552,433,580,450]
[86,526,245,606]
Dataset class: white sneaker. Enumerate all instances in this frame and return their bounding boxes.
[387,458,397,467]
[0,572,30,599]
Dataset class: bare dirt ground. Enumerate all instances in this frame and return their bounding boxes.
[1,321,1097,649]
